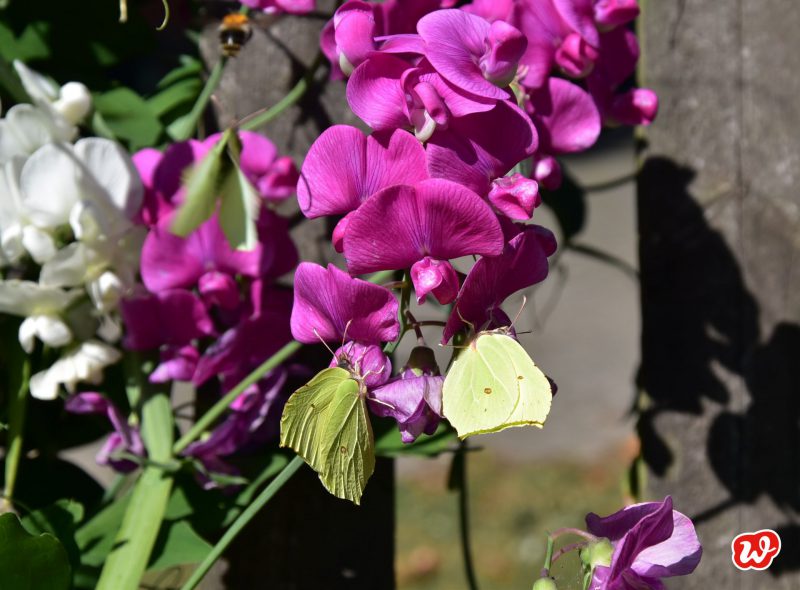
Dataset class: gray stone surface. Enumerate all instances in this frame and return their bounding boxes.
[640,0,800,587]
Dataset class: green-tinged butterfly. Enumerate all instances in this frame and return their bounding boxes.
[280,365,375,505]
[442,328,552,439]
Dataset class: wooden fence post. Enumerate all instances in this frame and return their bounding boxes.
[639,0,800,586]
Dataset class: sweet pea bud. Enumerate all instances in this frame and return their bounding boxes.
[332,212,353,253]
[532,577,559,590]
[410,257,459,305]
[488,173,540,220]
[198,271,240,309]
[594,0,640,31]
[533,156,562,190]
[54,82,92,124]
[580,538,614,569]
[555,33,598,79]
[479,20,527,87]
[331,342,392,387]
[609,88,659,126]
[334,3,377,76]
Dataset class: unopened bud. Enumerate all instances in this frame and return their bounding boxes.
[532,577,558,590]
[580,538,613,569]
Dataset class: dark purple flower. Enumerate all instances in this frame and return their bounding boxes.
[150,345,199,383]
[443,225,557,342]
[370,346,443,443]
[343,179,505,275]
[296,126,428,218]
[65,392,145,473]
[586,497,702,589]
[593,0,639,31]
[290,262,400,345]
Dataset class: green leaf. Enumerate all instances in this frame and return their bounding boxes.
[170,130,232,238]
[21,500,84,572]
[0,21,50,62]
[156,56,202,89]
[93,87,162,150]
[0,512,71,590]
[75,495,131,568]
[148,78,202,119]
[218,162,259,251]
[374,420,458,457]
[148,521,212,572]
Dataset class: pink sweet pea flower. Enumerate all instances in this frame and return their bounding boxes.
[427,100,538,196]
[410,256,460,304]
[443,225,557,343]
[342,178,505,276]
[593,0,639,31]
[240,0,315,14]
[370,346,443,443]
[488,173,541,221]
[526,77,601,154]
[417,10,526,98]
[65,392,146,473]
[232,131,299,202]
[586,497,702,589]
[290,262,400,345]
[296,126,428,218]
[150,345,200,383]
[329,341,392,388]
[120,289,214,350]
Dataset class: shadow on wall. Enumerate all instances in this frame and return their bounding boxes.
[636,157,800,576]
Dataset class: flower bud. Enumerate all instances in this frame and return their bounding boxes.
[479,20,527,87]
[555,33,598,79]
[532,577,558,590]
[332,212,353,253]
[404,346,440,377]
[54,82,92,124]
[533,156,562,190]
[580,538,614,569]
[410,257,459,305]
[608,88,658,126]
[488,173,540,220]
[334,2,377,76]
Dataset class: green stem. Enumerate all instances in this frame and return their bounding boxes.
[179,455,304,590]
[540,535,555,579]
[383,272,410,355]
[457,440,480,590]
[239,52,324,131]
[167,58,226,141]
[3,356,30,510]
[173,341,302,454]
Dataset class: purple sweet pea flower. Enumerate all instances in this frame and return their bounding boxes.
[417,10,526,97]
[296,126,428,218]
[120,289,214,351]
[342,178,505,276]
[290,262,400,345]
[526,77,601,155]
[370,346,443,443]
[65,392,146,473]
[586,497,702,590]
[239,0,314,15]
[330,341,392,388]
[427,100,538,196]
[140,211,296,292]
[443,225,557,343]
[150,345,199,383]
[410,256,460,304]
[184,370,289,490]
[593,0,639,31]
[232,131,299,202]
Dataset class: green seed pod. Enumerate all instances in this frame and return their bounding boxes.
[532,577,558,590]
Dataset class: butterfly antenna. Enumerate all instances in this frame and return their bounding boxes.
[341,319,353,349]
[312,327,337,359]
[456,306,476,333]
[369,397,396,411]
[509,295,527,330]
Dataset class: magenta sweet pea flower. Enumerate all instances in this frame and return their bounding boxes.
[417,10,525,98]
[120,289,214,351]
[65,392,146,473]
[150,345,199,383]
[410,256,460,304]
[370,346,443,443]
[342,178,505,276]
[443,225,557,342]
[232,131,299,202]
[526,77,601,154]
[239,0,314,15]
[427,100,538,196]
[296,126,428,218]
[585,497,702,590]
[290,262,399,345]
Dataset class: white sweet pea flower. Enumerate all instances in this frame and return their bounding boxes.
[0,280,82,351]
[0,104,74,164]
[13,61,91,126]
[28,340,121,400]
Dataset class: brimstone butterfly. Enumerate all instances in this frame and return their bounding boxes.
[280,366,375,505]
[442,329,552,438]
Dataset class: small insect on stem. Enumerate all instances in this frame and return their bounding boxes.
[219,13,253,58]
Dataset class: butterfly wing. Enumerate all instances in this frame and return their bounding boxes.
[442,332,552,438]
[280,367,375,504]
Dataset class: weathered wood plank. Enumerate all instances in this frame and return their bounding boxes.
[639,0,800,586]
